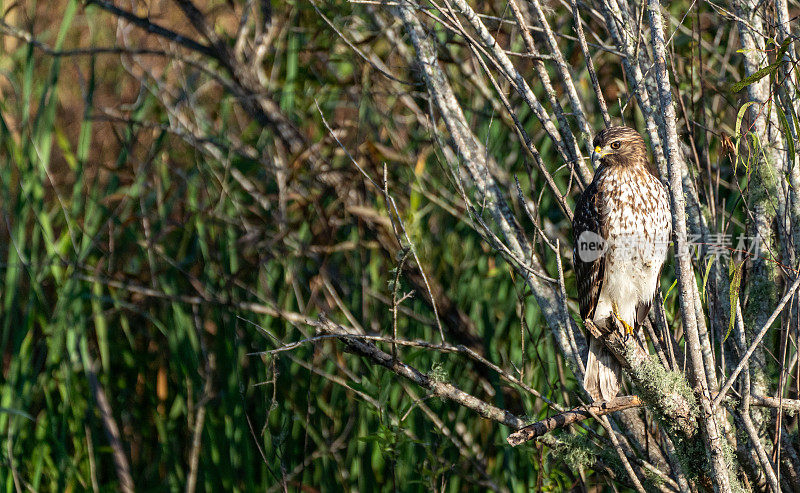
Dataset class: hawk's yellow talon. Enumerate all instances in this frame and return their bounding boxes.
[611,303,634,336]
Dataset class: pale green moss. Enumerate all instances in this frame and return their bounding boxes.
[547,434,597,471]
[744,135,779,341]
[643,468,665,490]
[721,436,747,493]
[429,362,447,383]
[623,342,698,435]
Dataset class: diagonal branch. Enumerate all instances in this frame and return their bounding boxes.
[84,0,216,57]
[569,0,611,127]
[87,363,135,493]
[392,0,587,370]
[440,0,592,185]
[584,320,697,438]
[87,0,309,157]
[316,317,527,428]
[507,395,642,446]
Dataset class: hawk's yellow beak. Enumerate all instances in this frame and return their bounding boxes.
[592,145,606,161]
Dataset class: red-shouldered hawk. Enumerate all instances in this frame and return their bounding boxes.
[572,126,672,402]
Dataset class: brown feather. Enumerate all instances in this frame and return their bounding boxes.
[572,179,606,321]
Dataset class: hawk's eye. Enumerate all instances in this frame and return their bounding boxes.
[610,141,621,150]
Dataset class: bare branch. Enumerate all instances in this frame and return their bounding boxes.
[392,0,587,370]
[316,317,527,429]
[569,0,611,127]
[507,395,641,446]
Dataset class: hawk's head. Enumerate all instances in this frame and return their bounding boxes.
[591,126,648,168]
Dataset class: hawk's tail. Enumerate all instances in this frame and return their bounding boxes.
[584,337,621,401]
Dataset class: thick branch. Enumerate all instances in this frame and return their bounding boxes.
[750,395,800,412]
[585,320,697,438]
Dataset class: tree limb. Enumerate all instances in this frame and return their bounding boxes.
[507,395,642,446]
[316,317,527,429]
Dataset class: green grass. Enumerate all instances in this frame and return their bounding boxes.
[0,6,562,490]
[0,0,793,491]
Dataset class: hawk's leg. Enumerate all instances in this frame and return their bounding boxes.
[611,302,635,339]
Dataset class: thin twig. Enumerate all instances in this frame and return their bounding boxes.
[596,414,648,493]
[256,331,563,410]
[570,0,611,127]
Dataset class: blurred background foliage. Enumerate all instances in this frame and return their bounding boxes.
[0,0,786,490]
